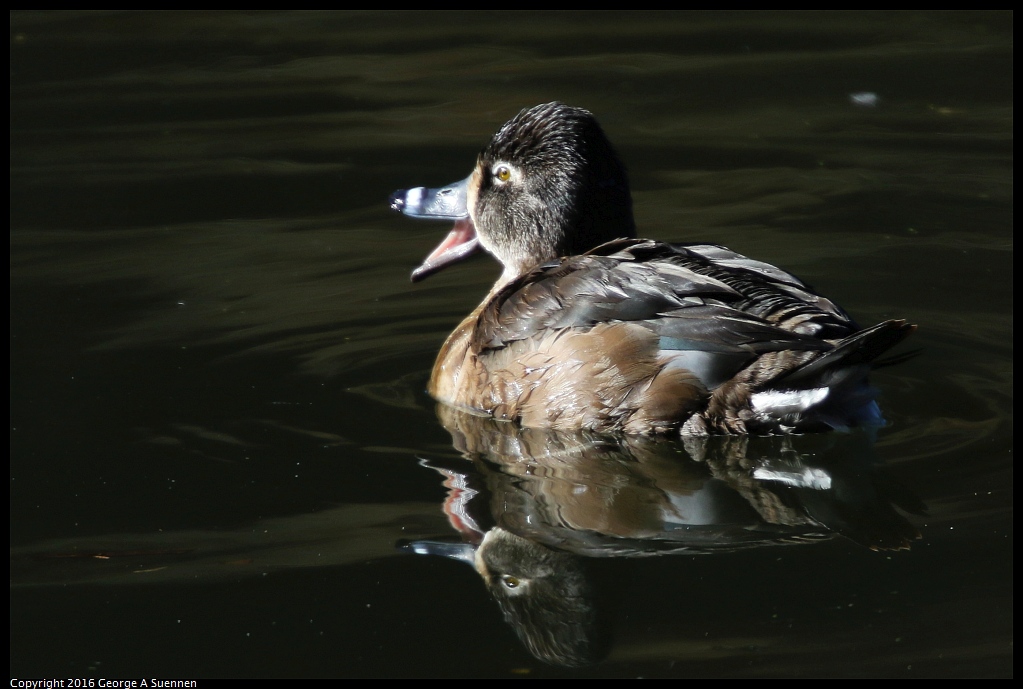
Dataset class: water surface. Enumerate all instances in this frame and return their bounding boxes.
[11,11,1012,678]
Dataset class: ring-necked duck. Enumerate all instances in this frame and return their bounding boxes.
[391,102,914,435]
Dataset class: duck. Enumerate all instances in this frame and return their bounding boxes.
[390,102,915,435]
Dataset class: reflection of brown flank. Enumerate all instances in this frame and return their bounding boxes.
[437,406,923,552]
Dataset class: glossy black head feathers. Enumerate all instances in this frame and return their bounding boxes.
[474,103,636,269]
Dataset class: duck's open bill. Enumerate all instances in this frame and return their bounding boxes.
[390,176,481,282]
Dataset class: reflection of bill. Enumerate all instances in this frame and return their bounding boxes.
[404,407,925,666]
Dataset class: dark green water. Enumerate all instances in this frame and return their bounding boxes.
[11,11,1012,678]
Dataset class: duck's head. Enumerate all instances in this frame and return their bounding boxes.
[391,102,636,285]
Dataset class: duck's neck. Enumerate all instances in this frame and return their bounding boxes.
[497,266,524,291]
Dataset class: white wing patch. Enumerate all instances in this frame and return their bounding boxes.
[750,387,829,416]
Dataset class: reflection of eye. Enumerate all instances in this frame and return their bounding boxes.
[494,165,511,182]
[501,575,520,589]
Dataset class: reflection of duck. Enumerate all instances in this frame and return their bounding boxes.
[432,406,922,554]
[406,411,923,666]
[391,102,914,435]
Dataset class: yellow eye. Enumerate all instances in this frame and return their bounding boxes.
[501,575,520,589]
[494,165,511,182]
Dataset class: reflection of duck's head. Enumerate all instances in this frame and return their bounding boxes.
[403,525,610,668]
[393,102,634,285]
[474,528,611,668]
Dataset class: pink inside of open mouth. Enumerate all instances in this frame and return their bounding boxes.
[411,217,480,282]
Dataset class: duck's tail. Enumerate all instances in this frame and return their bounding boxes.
[779,320,917,387]
[750,320,917,432]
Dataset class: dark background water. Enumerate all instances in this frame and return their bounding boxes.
[10,11,1012,678]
